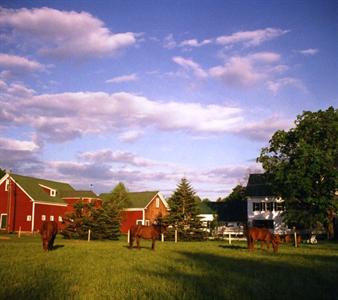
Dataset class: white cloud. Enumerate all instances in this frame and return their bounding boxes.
[105,73,138,84]
[163,33,177,49]
[209,56,266,87]
[0,137,39,151]
[266,77,306,95]
[0,7,137,58]
[118,130,144,142]
[216,28,288,47]
[179,38,211,48]
[0,53,45,72]
[172,56,208,78]
[298,48,319,56]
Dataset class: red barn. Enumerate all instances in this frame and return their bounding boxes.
[0,173,101,233]
[100,191,169,233]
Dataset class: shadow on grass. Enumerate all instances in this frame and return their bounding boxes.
[138,250,338,300]
[52,244,65,250]
[218,244,246,250]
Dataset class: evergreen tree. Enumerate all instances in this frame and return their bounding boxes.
[167,178,202,233]
[0,167,6,178]
[61,202,96,239]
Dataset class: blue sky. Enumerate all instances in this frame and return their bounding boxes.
[0,0,337,199]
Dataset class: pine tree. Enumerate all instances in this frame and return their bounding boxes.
[61,202,96,239]
[167,178,202,235]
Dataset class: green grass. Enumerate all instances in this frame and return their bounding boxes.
[0,235,337,300]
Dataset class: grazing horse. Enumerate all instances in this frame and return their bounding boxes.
[40,221,58,251]
[247,227,280,253]
[129,224,166,250]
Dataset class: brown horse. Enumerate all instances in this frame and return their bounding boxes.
[40,221,58,251]
[247,227,280,253]
[129,224,166,250]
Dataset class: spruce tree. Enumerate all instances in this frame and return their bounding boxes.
[167,178,202,236]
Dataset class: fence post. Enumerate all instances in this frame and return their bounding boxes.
[161,233,164,242]
[18,226,21,238]
[88,229,91,242]
[293,227,297,248]
[229,233,232,245]
[175,230,178,243]
[127,230,130,244]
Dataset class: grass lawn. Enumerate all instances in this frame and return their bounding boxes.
[0,234,337,300]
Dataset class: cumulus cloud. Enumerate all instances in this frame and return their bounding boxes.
[172,56,208,78]
[216,28,288,47]
[0,53,45,72]
[0,6,137,58]
[0,82,291,142]
[163,33,177,49]
[118,130,144,142]
[105,73,138,84]
[79,149,157,167]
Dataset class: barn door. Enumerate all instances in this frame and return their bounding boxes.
[0,214,7,229]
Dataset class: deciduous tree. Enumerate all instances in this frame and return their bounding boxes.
[258,106,338,238]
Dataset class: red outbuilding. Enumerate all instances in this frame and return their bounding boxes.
[0,173,101,233]
[100,191,170,233]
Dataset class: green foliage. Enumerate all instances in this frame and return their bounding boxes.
[258,106,338,235]
[0,167,6,178]
[61,202,96,239]
[219,185,247,222]
[166,178,202,236]
[109,182,130,209]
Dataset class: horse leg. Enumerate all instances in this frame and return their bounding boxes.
[151,238,155,250]
[136,237,140,250]
[129,236,134,249]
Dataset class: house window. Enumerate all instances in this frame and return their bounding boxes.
[136,220,143,225]
[26,215,32,221]
[275,202,285,211]
[41,215,46,221]
[58,216,63,222]
[5,179,9,191]
[50,215,54,221]
[266,202,274,212]
[156,197,160,208]
[145,220,150,226]
[253,202,261,211]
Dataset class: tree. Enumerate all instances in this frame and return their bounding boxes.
[61,202,96,239]
[93,182,130,240]
[258,106,338,238]
[167,178,202,233]
[0,167,6,178]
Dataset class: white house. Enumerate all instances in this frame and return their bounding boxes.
[246,174,287,234]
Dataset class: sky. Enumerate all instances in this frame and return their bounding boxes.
[0,0,337,199]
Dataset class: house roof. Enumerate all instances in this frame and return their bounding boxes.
[60,190,98,198]
[245,173,274,197]
[11,173,74,204]
[100,191,159,209]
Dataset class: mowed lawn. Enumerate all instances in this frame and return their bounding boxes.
[0,235,337,300]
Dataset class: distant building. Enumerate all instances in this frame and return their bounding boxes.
[246,173,286,233]
[100,191,169,233]
[0,173,101,233]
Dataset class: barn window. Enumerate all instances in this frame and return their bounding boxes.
[50,215,54,221]
[145,220,150,226]
[41,215,46,221]
[50,189,56,197]
[26,215,32,221]
[5,179,9,191]
[156,197,160,208]
[58,216,63,222]
[136,220,143,225]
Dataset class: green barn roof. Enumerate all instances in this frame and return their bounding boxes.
[99,191,159,208]
[11,173,74,204]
